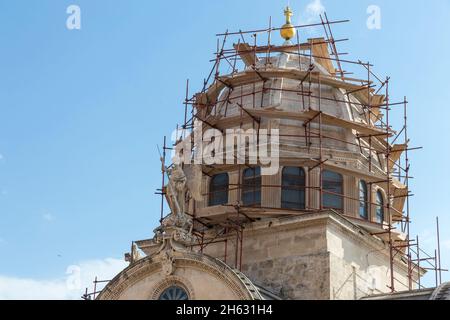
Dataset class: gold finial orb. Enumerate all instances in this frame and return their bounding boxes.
[280,6,296,41]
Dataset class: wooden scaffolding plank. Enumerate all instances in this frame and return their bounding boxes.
[227,40,332,55]
[238,108,390,137]
[393,187,408,218]
[234,43,259,67]
[369,94,385,123]
[201,68,373,106]
[353,91,385,109]
[388,144,407,171]
[308,37,335,75]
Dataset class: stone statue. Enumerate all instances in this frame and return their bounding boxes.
[124,242,141,265]
[131,242,141,262]
[153,164,194,249]
[166,164,188,217]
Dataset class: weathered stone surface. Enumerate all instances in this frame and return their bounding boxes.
[202,212,412,300]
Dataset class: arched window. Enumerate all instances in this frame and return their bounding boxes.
[322,170,343,211]
[242,167,261,207]
[376,190,385,224]
[282,167,306,210]
[359,180,368,220]
[209,173,229,206]
[158,286,189,300]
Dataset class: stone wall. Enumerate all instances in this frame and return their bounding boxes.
[204,216,331,300]
[202,212,411,300]
[241,252,330,300]
[327,220,411,300]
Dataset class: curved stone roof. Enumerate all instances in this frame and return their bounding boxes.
[212,53,367,124]
[361,282,450,300]
[430,282,450,300]
[96,248,277,300]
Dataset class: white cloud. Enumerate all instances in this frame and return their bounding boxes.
[419,228,436,246]
[42,213,55,222]
[443,240,450,250]
[0,258,127,300]
[297,0,326,25]
[0,153,3,160]
[306,0,325,19]
[296,0,326,35]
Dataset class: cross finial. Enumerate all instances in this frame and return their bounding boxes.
[284,6,293,24]
[281,6,296,41]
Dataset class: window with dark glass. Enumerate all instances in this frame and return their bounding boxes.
[158,286,189,300]
[376,190,385,224]
[242,167,261,207]
[209,173,229,206]
[282,167,306,210]
[322,170,343,211]
[359,180,368,220]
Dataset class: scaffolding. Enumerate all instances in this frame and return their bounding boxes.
[153,12,448,294]
[81,277,110,300]
[84,11,446,300]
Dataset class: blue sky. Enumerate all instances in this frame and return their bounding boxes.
[0,0,449,297]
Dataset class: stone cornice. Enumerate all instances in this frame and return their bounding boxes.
[97,250,262,300]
